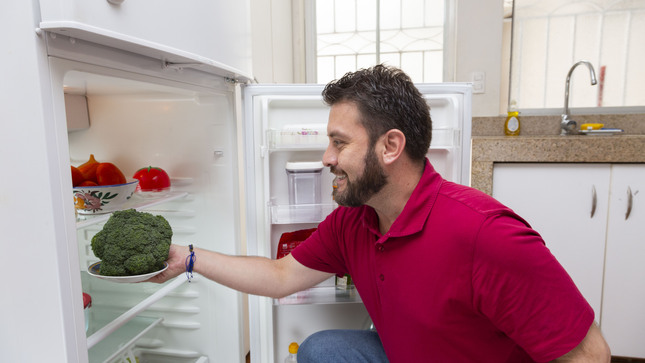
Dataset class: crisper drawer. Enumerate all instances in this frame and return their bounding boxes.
[38,0,252,78]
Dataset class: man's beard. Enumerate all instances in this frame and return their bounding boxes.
[332,147,388,207]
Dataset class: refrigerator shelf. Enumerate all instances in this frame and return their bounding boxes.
[275,286,363,306]
[270,203,337,224]
[84,276,188,361]
[76,191,189,229]
[88,316,163,363]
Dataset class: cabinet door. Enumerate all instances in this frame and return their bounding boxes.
[492,163,610,318]
[602,164,645,358]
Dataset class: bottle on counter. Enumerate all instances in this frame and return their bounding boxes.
[504,101,521,136]
[285,342,299,363]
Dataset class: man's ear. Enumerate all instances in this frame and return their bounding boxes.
[380,129,406,165]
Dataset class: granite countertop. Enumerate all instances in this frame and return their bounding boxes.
[470,114,645,195]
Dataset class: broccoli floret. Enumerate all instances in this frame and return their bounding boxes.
[91,209,172,276]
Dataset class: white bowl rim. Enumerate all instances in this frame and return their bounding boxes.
[73,179,139,189]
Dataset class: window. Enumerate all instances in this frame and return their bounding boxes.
[309,0,448,84]
[510,0,645,111]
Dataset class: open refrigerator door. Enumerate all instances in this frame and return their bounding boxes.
[242,83,472,363]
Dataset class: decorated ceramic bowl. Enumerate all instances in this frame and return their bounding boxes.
[73,179,138,214]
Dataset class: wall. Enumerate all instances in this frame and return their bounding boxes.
[250,0,296,83]
[249,0,506,117]
[454,0,504,116]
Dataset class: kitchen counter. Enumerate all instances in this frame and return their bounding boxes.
[471,133,645,195]
[469,113,645,195]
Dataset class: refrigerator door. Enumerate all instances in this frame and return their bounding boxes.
[242,83,472,363]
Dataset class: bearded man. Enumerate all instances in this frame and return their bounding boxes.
[151,65,610,363]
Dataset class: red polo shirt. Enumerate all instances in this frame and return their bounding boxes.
[291,160,594,363]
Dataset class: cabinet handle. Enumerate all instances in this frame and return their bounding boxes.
[590,185,597,218]
[107,0,125,4]
[626,186,633,220]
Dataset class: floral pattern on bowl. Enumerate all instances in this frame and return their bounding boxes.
[73,180,138,214]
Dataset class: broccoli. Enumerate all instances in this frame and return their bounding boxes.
[91,209,172,276]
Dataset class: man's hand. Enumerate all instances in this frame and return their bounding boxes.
[145,244,189,283]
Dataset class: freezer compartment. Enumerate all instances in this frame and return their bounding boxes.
[39,0,252,79]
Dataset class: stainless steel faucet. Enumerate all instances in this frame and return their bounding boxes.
[561,60,597,135]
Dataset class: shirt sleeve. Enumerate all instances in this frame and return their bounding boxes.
[290,208,348,277]
[471,211,594,362]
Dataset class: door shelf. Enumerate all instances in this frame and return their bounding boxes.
[76,191,189,229]
[429,129,461,149]
[270,203,337,224]
[266,128,328,151]
[275,286,362,306]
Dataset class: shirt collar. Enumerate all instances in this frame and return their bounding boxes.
[361,158,444,238]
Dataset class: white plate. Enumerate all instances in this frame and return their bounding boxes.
[87,261,168,283]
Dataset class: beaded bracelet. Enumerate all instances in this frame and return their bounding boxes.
[185,244,196,282]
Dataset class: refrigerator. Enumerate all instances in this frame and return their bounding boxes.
[1,2,472,362]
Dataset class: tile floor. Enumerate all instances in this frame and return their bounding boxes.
[612,357,645,363]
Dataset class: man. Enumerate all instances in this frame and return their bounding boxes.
[150,65,611,362]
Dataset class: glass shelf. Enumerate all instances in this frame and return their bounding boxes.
[275,286,362,305]
[81,267,187,361]
[270,203,337,224]
[76,191,188,229]
[88,316,162,363]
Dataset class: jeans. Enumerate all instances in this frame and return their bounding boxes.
[297,329,389,363]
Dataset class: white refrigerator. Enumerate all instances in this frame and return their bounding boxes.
[0,2,472,362]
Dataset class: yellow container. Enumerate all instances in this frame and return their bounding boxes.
[580,123,604,130]
[504,109,520,136]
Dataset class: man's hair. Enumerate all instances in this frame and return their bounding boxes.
[322,64,432,162]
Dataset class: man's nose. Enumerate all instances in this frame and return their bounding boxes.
[322,144,336,167]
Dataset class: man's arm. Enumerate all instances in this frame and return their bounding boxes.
[552,323,611,362]
[147,244,333,298]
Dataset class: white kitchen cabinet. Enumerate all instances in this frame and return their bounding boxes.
[600,165,645,358]
[492,163,610,319]
[492,163,645,358]
[38,0,253,79]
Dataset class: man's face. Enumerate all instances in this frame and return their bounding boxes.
[323,102,387,207]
